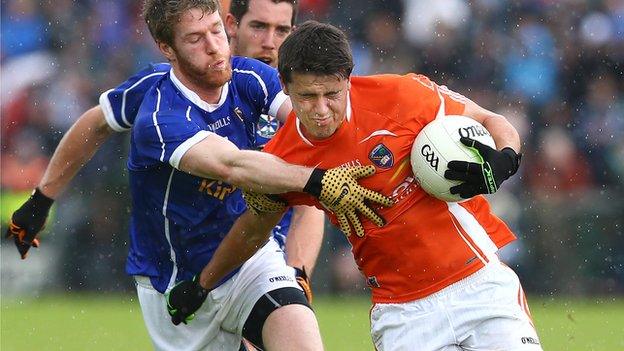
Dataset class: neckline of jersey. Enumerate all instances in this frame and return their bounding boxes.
[169,68,229,113]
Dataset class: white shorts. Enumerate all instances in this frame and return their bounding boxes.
[370,261,542,351]
[135,237,302,351]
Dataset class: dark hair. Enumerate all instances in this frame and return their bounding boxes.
[142,0,221,46]
[229,0,298,26]
[278,21,353,84]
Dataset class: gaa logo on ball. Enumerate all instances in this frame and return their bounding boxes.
[410,116,496,202]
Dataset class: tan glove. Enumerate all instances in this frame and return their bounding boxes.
[242,191,287,215]
[304,165,394,237]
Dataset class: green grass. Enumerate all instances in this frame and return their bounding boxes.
[2,294,623,350]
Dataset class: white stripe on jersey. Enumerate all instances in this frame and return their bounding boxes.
[435,87,446,120]
[233,68,269,107]
[449,215,488,265]
[268,90,288,118]
[121,71,167,127]
[163,168,179,290]
[438,85,469,104]
[152,87,166,162]
[169,130,213,169]
[447,202,499,262]
[99,89,128,132]
[185,105,192,121]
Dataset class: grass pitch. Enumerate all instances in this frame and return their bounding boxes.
[1,294,623,350]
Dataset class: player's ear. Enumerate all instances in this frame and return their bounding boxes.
[224,13,238,39]
[158,41,176,62]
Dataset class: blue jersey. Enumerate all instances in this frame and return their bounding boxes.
[100,61,293,248]
[127,57,291,293]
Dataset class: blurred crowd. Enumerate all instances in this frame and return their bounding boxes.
[1,0,623,296]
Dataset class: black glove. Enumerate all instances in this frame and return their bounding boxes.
[166,276,210,325]
[444,137,521,199]
[294,266,313,303]
[303,166,394,237]
[5,188,54,259]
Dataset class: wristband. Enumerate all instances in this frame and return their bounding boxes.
[303,168,325,198]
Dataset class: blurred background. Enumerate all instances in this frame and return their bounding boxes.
[1,0,623,349]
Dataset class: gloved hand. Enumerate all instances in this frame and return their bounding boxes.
[444,137,521,199]
[5,188,54,259]
[304,166,394,237]
[294,266,313,303]
[166,276,210,326]
[242,191,287,215]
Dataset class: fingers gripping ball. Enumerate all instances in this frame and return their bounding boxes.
[410,116,497,202]
[444,137,521,199]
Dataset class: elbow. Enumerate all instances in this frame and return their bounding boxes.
[221,167,246,189]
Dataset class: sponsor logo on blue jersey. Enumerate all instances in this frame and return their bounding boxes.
[198,179,238,200]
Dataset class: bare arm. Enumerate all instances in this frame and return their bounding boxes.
[462,100,521,153]
[198,210,284,289]
[179,133,313,193]
[39,106,114,198]
[285,206,325,275]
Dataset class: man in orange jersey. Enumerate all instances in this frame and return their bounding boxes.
[183,21,542,350]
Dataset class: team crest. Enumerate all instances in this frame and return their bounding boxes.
[233,107,245,123]
[369,143,394,169]
[257,113,280,139]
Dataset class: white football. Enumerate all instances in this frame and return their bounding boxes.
[410,115,496,202]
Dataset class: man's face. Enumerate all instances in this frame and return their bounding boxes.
[166,8,232,89]
[226,0,293,67]
[284,73,350,139]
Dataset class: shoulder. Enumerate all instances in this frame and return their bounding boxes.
[351,73,433,92]
[125,62,171,88]
[351,73,438,108]
[134,78,183,126]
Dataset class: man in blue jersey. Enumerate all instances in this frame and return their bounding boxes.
[125,2,392,350]
[6,1,323,287]
[5,1,392,350]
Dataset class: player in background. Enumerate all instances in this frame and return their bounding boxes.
[173,21,542,351]
[5,0,323,303]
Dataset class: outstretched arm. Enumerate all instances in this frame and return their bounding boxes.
[179,135,393,236]
[39,106,114,198]
[179,133,313,193]
[6,105,115,259]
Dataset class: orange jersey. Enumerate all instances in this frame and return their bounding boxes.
[264,74,516,303]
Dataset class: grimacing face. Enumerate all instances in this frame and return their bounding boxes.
[225,0,293,67]
[283,73,350,140]
[165,8,232,90]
